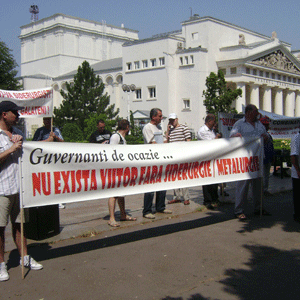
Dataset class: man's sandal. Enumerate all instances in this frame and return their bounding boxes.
[235,213,248,221]
[108,220,120,227]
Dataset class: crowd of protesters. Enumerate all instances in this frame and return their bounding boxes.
[1,101,299,282]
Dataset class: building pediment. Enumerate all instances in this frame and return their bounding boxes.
[251,50,300,74]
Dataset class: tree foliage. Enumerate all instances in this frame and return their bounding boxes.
[0,40,22,90]
[203,70,242,116]
[54,60,119,134]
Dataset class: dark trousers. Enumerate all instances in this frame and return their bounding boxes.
[202,184,219,204]
[143,191,166,216]
[292,178,300,218]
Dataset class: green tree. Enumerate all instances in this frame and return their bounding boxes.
[0,40,22,90]
[203,70,242,116]
[54,60,119,134]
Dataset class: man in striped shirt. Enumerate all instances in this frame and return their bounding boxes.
[166,113,191,205]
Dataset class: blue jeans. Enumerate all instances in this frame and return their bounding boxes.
[143,191,166,216]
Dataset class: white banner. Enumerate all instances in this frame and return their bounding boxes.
[219,112,300,139]
[20,138,263,208]
[0,88,53,118]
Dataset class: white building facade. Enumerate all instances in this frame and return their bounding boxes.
[19,14,300,136]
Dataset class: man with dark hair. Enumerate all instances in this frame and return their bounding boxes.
[0,101,43,282]
[230,104,271,220]
[89,119,111,144]
[142,108,172,219]
[198,114,222,209]
[33,117,64,142]
[108,119,137,227]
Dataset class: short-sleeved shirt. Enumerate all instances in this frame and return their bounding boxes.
[142,123,166,144]
[291,133,300,179]
[169,124,191,143]
[0,127,23,196]
[230,117,266,138]
[109,132,126,145]
[33,126,64,141]
[89,129,111,144]
[197,124,216,140]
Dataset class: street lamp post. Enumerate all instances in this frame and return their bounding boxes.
[122,84,136,121]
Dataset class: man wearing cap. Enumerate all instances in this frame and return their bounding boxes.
[230,104,271,220]
[260,116,274,195]
[142,108,172,219]
[197,114,221,209]
[0,101,43,282]
[166,113,191,205]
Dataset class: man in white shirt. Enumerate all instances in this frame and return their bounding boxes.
[0,101,43,282]
[230,104,270,220]
[290,132,300,223]
[142,108,172,219]
[198,114,221,209]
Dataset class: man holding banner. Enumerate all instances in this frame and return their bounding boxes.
[230,104,271,220]
[0,101,42,282]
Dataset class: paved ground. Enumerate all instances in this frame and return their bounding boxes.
[2,172,299,300]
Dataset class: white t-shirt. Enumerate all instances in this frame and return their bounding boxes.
[230,117,266,138]
[142,123,165,144]
[291,133,300,179]
[109,132,126,145]
[197,124,216,140]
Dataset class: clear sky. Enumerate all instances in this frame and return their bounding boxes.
[1,0,300,75]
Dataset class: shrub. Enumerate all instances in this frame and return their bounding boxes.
[61,123,84,142]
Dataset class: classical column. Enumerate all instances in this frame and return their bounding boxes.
[249,84,260,107]
[284,90,295,117]
[295,92,300,117]
[236,82,246,113]
[262,86,272,112]
[274,88,283,115]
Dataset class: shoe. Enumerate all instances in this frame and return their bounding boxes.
[263,191,272,196]
[144,213,155,219]
[108,220,120,227]
[235,213,248,221]
[254,209,272,216]
[20,255,43,270]
[0,262,9,281]
[59,204,66,209]
[168,199,181,204]
[157,209,172,214]
[184,200,190,205]
[204,203,214,210]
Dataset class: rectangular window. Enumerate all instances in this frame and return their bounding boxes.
[150,59,156,67]
[142,60,148,68]
[246,68,250,74]
[190,55,194,64]
[159,57,165,66]
[230,67,237,75]
[185,56,188,64]
[266,72,269,78]
[135,88,142,99]
[180,57,183,65]
[293,78,296,83]
[277,74,281,80]
[253,69,257,76]
[288,77,291,82]
[134,61,140,69]
[259,70,264,77]
[148,87,156,99]
[126,63,132,71]
[219,68,226,75]
[192,32,198,40]
[183,99,190,109]
[272,73,275,79]
[298,79,300,84]
[283,75,286,81]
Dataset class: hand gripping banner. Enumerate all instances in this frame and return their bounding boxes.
[20,137,263,208]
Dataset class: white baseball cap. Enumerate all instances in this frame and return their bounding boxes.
[168,113,177,119]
